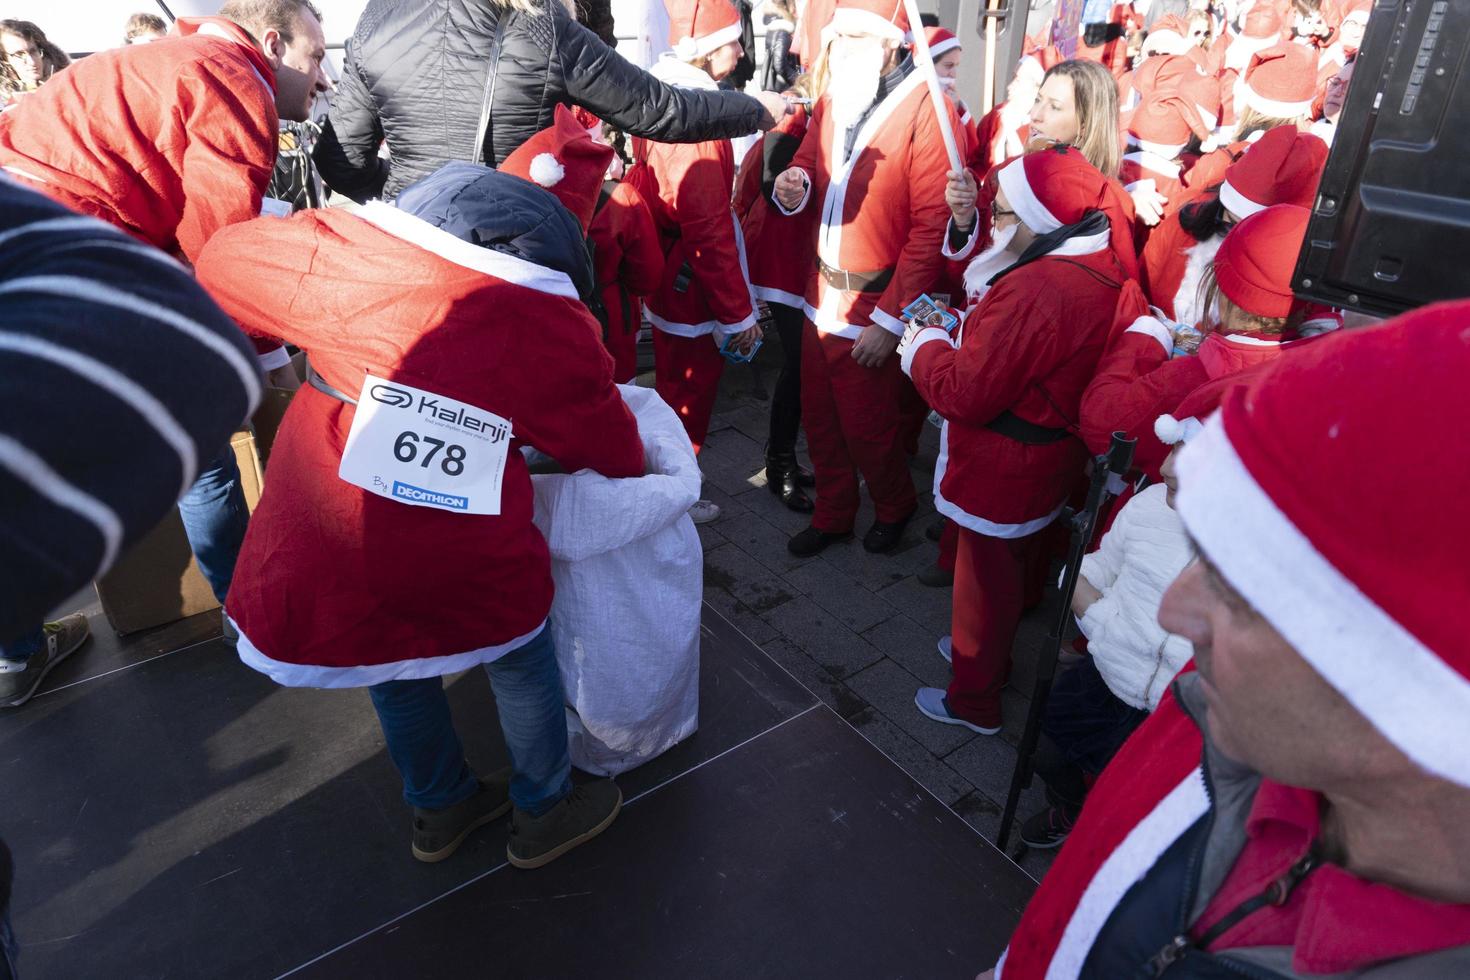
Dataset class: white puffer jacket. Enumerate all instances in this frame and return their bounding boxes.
[1077,484,1195,711]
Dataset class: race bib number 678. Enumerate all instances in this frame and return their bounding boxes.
[338,372,511,515]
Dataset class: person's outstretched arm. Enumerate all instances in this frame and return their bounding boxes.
[0,179,262,642]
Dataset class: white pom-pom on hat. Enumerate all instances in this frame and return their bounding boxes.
[1155,414,1204,445]
[673,35,700,60]
[527,152,565,188]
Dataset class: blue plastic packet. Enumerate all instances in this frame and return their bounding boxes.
[720,332,763,364]
[901,293,959,333]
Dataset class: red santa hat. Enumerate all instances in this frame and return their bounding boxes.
[924,25,961,59]
[1129,92,1211,146]
[1243,43,1320,119]
[1142,14,1193,55]
[1241,3,1285,40]
[995,146,1140,281]
[1219,125,1328,218]
[500,105,615,231]
[666,0,743,61]
[1212,203,1309,318]
[823,0,909,44]
[1175,303,1470,789]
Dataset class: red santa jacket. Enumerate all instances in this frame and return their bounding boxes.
[194,203,644,685]
[736,106,820,311]
[902,243,1126,536]
[0,18,278,265]
[780,61,956,340]
[590,177,664,377]
[629,58,756,340]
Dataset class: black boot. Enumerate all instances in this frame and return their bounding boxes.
[765,450,813,512]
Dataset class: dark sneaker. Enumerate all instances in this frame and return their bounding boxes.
[0,613,91,708]
[507,779,622,870]
[1019,805,1079,850]
[925,515,947,542]
[863,509,916,553]
[787,525,852,557]
[411,768,513,863]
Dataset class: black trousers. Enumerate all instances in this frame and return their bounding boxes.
[767,302,804,455]
[1035,656,1149,810]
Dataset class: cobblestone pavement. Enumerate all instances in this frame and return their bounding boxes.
[641,332,1061,881]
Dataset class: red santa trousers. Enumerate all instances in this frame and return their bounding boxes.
[946,525,1050,728]
[653,328,725,454]
[801,320,918,532]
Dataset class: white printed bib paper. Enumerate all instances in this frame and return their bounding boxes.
[338,372,511,515]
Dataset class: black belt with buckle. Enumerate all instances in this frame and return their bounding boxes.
[984,410,1072,445]
[818,259,894,294]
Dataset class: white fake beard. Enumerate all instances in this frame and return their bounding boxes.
[828,36,886,136]
[963,223,1020,302]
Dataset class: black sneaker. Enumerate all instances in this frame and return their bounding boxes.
[0,613,90,708]
[507,779,622,870]
[1019,805,1080,850]
[787,525,852,557]
[916,563,954,588]
[863,510,916,553]
[925,515,947,542]
[411,768,513,863]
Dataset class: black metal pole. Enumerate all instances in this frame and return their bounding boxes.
[996,432,1135,853]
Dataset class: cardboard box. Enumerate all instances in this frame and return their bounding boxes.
[94,429,264,635]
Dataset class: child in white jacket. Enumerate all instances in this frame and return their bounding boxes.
[1019,442,1195,850]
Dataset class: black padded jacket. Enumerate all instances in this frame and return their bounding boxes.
[314,0,768,202]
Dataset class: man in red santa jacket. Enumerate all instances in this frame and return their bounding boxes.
[984,305,1470,979]
[772,0,955,556]
[193,109,642,870]
[900,148,1137,735]
[0,0,331,629]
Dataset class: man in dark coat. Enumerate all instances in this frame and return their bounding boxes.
[314,0,788,201]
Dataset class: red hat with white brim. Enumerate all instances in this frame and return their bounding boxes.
[500,104,616,231]
[1175,304,1470,788]
[823,0,910,44]
[1243,43,1320,119]
[667,0,743,61]
[1219,125,1328,219]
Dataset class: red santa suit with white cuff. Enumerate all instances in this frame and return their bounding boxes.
[193,124,645,686]
[777,0,956,532]
[901,149,1136,730]
[1082,204,1335,478]
[990,307,1470,979]
[630,0,757,452]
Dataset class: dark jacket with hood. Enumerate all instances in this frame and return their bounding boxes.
[314,0,768,201]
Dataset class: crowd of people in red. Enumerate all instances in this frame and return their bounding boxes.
[2,0,1468,976]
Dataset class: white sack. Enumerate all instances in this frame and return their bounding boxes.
[531,385,703,775]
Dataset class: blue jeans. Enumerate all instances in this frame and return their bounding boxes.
[0,629,42,663]
[367,628,572,817]
[177,447,250,604]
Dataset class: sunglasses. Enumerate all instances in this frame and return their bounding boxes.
[991,201,1017,223]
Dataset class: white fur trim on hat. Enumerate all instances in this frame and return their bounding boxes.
[824,7,906,42]
[928,35,962,58]
[1154,414,1203,445]
[674,20,743,60]
[996,157,1061,234]
[527,152,565,188]
[1177,414,1470,789]
[1243,88,1313,120]
[1218,178,1268,220]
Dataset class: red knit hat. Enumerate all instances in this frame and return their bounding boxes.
[1243,43,1319,118]
[666,0,743,61]
[1175,303,1470,788]
[925,25,961,59]
[1219,125,1327,218]
[824,0,909,43]
[1212,203,1308,318]
[1129,91,1210,145]
[996,146,1139,281]
[500,105,615,231]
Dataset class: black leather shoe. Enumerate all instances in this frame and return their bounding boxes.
[916,563,954,587]
[925,515,947,543]
[765,453,813,513]
[863,510,916,553]
[787,525,852,556]
[796,464,815,488]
